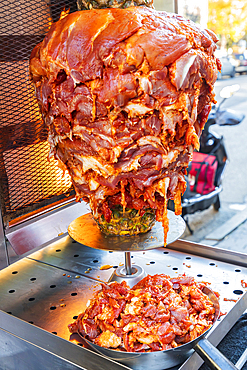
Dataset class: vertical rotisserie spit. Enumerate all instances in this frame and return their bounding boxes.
[29,5,220,243]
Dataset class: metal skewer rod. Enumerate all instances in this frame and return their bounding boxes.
[125,251,132,275]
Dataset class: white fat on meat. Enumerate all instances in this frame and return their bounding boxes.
[90,12,114,44]
[135,334,158,345]
[190,89,200,122]
[160,92,190,116]
[88,178,100,191]
[74,144,182,183]
[170,50,198,89]
[93,132,115,146]
[123,322,138,332]
[117,147,181,173]
[188,145,194,154]
[161,149,179,167]
[47,134,57,159]
[94,186,107,200]
[71,167,87,185]
[124,291,152,316]
[96,330,121,348]
[137,135,163,148]
[74,154,114,177]
[112,146,124,162]
[124,296,142,315]
[125,102,153,117]
[119,157,141,172]
[138,75,152,94]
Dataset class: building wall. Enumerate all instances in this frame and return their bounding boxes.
[177,0,208,28]
[153,0,176,12]
[153,0,208,29]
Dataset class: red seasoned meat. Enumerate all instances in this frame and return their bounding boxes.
[68,274,216,352]
[30,7,220,243]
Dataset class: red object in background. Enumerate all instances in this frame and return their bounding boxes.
[188,152,217,195]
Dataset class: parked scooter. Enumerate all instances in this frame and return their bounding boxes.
[169,84,245,233]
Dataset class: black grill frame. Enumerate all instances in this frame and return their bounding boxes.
[0,0,78,226]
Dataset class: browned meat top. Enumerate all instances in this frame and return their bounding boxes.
[30,7,218,84]
[30,7,220,243]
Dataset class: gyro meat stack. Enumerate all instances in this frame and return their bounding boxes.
[30,5,220,242]
[68,274,216,352]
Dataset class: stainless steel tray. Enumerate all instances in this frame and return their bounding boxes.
[0,235,247,370]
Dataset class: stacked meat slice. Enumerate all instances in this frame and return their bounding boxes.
[30,7,220,241]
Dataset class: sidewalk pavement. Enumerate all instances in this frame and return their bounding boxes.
[182,203,247,254]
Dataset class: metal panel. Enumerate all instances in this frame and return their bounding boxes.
[28,236,122,282]
[169,239,247,267]
[6,201,90,255]
[27,236,247,316]
[0,258,102,337]
[0,239,247,369]
[0,311,130,370]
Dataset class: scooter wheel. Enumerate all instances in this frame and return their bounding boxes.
[214,195,220,211]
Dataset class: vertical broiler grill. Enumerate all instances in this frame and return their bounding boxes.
[1,1,247,369]
[0,0,79,260]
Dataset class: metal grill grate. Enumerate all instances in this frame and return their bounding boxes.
[0,0,78,225]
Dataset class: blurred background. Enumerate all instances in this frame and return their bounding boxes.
[153,0,247,252]
[154,0,247,79]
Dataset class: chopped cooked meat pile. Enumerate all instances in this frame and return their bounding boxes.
[30,7,220,242]
[68,274,216,352]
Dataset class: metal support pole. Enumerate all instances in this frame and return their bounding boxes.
[124,251,132,275]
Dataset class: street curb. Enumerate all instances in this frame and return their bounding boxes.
[204,207,247,241]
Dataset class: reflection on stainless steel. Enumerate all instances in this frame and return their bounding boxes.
[0,310,129,370]
[0,238,247,369]
[6,201,90,255]
[67,210,185,287]
[68,210,186,252]
[124,252,132,275]
[110,264,146,288]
